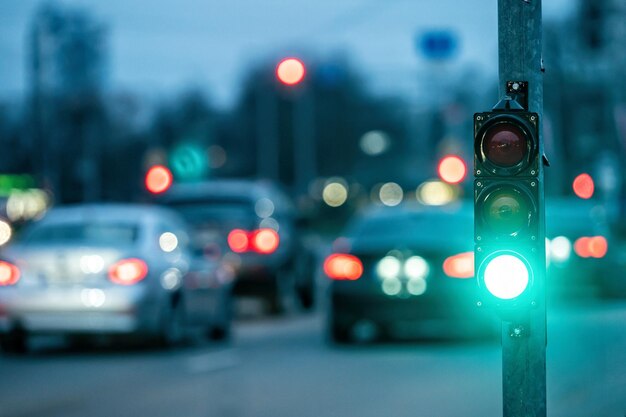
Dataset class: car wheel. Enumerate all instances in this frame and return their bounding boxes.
[327,306,351,344]
[159,300,186,347]
[208,294,233,341]
[0,330,28,355]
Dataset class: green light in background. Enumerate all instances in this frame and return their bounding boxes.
[169,143,209,181]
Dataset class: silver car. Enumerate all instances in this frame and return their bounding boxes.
[0,204,234,353]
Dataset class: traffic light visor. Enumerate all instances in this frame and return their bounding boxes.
[482,123,528,168]
[482,253,530,300]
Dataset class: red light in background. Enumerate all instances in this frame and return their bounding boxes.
[442,252,474,279]
[572,173,594,199]
[574,237,591,258]
[574,236,607,258]
[0,261,20,286]
[145,165,173,194]
[323,254,363,280]
[251,229,280,254]
[276,58,305,85]
[438,155,467,184]
[108,258,148,285]
[588,236,608,258]
[228,229,249,253]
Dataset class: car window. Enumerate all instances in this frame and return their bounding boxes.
[167,200,257,231]
[348,209,473,245]
[23,222,139,245]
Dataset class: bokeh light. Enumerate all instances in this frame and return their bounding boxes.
[416,180,456,206]
[404,256,429,280]
[359,130,390,156]
[572,173,594,199]
[145,165,173,194]
[376,255,401,279]
[437,155,467,184]
[549,236,571,263]
[255,198,275,218]
[379,182,403,206]
[159,232,179,252]
[276,58,305,85]
[323,182,348,207]
[0,220,12,246]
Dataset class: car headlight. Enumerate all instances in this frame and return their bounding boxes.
[376,256,401,280]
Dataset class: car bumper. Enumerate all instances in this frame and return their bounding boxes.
[0,286,161,335]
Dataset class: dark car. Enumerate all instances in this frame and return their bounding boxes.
[323,202,493,343]
[0,204,233,353]
[158,180,315,313]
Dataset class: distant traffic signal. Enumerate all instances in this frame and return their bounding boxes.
[145,165,173,194]
[276,58,305,85]
[473,94,544,314]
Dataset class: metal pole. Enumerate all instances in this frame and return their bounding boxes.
[498,1,546,416]
[293,91,316,199]
[256,83,279,181]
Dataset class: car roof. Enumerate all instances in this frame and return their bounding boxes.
[38,203,178,225]
[161,179,282,202]
[345,201,474,253]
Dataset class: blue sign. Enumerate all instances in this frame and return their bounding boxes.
[418,30,458,61]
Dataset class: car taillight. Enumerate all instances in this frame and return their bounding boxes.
[228,228,280,254]
[0,260,20,286]
[250,229,279,254]
[228,229,249,253]
[324,254,363,280]
[574,236,608,259]
[108,258,148,285]
[443,252,474,279]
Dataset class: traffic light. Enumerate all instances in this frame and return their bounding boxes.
[474,93,544,314]
[276,58,305,86]
[145,165,173,194]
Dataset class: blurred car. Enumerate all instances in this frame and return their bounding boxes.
[0,204,233,353]
[545,198,622,298]
[323,202,493,343]
[158,180,316,313]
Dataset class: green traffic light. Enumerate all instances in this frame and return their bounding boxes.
[483,253,530,300]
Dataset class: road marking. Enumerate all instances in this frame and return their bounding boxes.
[186,349,239,374]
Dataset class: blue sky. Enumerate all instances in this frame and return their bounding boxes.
[1,0,574,108]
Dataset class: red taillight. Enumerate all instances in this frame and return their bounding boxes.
[0,261,20,286]
[108,258,148,285]
[443,252,475,279]
[324,254,363,281]
[228,229,249,253]
[574,236,608,259]
[228,228,280,254]
[251,229,279,254]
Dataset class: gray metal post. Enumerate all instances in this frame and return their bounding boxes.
[256,83,280,181]
[498,1,547,416]
[293,91,316,199]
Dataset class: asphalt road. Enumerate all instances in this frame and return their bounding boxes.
[0,299,624,417]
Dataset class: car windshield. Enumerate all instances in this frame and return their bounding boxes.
[23,222,140,245]
[167,200,257,231]
[347,207,473,248]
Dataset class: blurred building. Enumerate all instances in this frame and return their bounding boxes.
[544,0,626,203]
[29,3,108,203]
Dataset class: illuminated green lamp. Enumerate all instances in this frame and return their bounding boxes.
[169,143,209,182]
[482,253,530,300]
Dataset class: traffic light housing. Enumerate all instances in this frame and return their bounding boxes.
[474,92,544,315]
